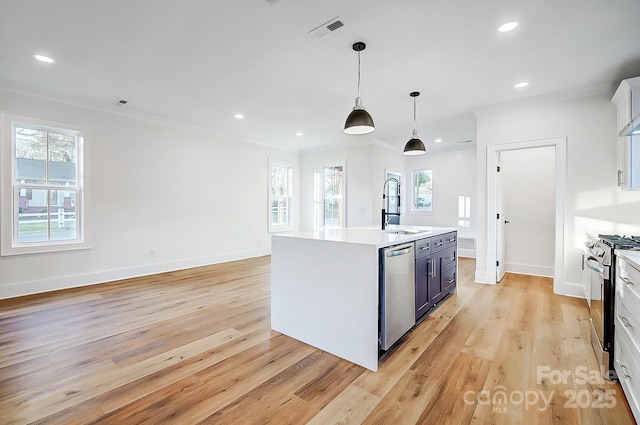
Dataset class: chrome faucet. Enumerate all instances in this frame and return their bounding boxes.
[382,177,400,230]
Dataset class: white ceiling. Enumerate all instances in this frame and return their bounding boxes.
[1,0,640,153]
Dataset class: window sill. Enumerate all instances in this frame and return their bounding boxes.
[1,240,91,256]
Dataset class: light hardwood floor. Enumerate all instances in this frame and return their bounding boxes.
[0,257,635,424]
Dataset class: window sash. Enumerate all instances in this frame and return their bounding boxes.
[323,166,344,228]
[12,123,82,246]
[13,185,82,245]
[412,169,433,212]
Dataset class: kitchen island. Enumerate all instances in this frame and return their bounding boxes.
[271,226,457,371]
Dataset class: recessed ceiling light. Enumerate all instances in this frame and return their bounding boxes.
[296,132,304,136]
[34,54,54,63]
[234,113,244,119]
[498,21,518,32]
[434,139,443,143]
[514,81,529,88]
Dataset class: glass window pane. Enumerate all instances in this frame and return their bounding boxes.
[15,126,47,183]
[323,166,343,228]
[271,166,285,197]
[17,188,49,243]
[48,131,77,185]
[413,169,432,211]
[270,163,291,228]
[49,190,77,241]
[272,198,289,226]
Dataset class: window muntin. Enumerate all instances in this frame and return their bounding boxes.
[412,169,433,212]
[269,159,293,232]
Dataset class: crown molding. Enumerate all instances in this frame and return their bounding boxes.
[472,83,614,118]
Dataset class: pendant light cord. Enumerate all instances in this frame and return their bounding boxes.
[413,96,417,137]
[357,50,362,99]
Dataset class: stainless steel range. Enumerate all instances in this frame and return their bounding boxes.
[584,234,640,380]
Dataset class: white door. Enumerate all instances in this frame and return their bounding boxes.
[496,160,507,282]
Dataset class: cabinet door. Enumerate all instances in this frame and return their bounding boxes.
[428,252,442,303]
[442,266,456,294]
[613,77,640,190]
[415,256,431,319]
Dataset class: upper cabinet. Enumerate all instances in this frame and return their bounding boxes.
[612,77,640,190]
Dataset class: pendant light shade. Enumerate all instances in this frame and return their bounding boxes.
[403,137,426,155]
[344,42,375,135]
[403,92,426,155]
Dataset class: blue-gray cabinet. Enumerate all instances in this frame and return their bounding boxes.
[415,231,457,321]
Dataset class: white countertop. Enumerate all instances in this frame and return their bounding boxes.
[272,225,457,249]
[617,250,640,270]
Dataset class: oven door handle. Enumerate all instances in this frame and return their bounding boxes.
[585,256,604,274]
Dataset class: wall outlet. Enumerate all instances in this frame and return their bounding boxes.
[149,249,156,258]
[257,238,262,246]
[358,207,366,213]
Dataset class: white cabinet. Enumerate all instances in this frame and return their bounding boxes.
[611,77,640,190]
[614,255,640,423]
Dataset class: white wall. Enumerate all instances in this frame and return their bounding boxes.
[299,141,407,231]
[501,147,555,277]
[0,90,299,299]
[298,141,477,256]
[298,141,477,234]
[475,92,640,296]
[402,146,477,256]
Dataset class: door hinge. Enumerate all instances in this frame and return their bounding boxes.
[497,166,501,172]
[496,260,500,267]
[497,213,500,219]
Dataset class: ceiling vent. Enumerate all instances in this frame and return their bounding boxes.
[309,17,344,39]
[264,0,280,5]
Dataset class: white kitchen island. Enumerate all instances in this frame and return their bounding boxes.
[271,225,456,371]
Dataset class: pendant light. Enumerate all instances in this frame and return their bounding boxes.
[403,91,426,155]
[344,42,375,135]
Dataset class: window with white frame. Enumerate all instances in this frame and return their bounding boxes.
[458,195,471,228]
[323,165,344,228]
[1,114,90,255]
[412,169,433,212]
[269,159,293,232]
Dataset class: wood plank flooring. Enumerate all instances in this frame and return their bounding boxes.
[0,257,636,424]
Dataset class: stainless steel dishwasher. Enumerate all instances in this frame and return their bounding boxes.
[380,242,416,351]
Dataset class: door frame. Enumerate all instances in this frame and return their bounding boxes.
[496,157,506,282]
[486,137,566,294]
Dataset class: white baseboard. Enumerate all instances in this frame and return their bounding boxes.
[474,270,490,284]
[0,247,271,300]
[505,262,554,278]
[458,248,476,258]
[558,281,587,299]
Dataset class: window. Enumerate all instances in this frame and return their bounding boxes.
[385,171,401,225]
[412,169,433,212]
[1,114,90,255]
[323,165,344,228]
[269,159,293,232]
[458,195,471,228]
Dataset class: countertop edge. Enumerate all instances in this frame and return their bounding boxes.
[271,226,457,249]
[617,250,640,270]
